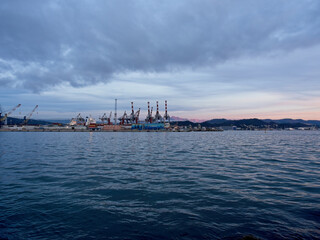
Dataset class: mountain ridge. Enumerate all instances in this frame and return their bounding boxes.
[171,118,319,128]
[171,117,320,126]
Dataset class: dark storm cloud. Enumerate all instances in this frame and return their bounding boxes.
[1,0,320,92]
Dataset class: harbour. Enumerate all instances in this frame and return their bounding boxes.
[0,100,174,132]
[1,100,318,132]
[2,1,320,239]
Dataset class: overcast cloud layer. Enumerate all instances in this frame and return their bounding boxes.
[1,0,320,91]
[1,0,320,119]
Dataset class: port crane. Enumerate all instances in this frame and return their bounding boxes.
[0,104,21,126]
[163,100,170,123]
[150,107,154,123]
[100,111,113,125]
[100,113,108,124]
[107,112,112,125]
[154,101,163,123]
[145,102,153,123]
[134,108,140,124]
[128,102,141,124]
[118,111,128,125]
[129,102,134,123]
[23,105,38,125]
[76,114,85,125]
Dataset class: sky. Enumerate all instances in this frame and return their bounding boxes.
[1,0,320,120]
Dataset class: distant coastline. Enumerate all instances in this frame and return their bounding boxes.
[1,117,319,132]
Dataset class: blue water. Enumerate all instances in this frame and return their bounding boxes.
[0,131,319,240]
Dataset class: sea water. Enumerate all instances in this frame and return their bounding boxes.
[0,131,319,239]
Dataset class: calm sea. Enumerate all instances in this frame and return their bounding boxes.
[0,131,319,240]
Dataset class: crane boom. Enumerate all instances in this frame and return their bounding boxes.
[134,108,140,123]
[0,104,21,122]
[99,113,108,123]
[24,105,38,125]
[108,111,112,125]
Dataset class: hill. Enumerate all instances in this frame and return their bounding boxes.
[3,117,53,125]
[203,118,273,127]
[172,118,314,129]
[263,118,320,126]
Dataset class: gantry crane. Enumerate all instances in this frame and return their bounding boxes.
[145,102,153,123]
[163,100,170,123]
[129,102,135,123]
[150,106,154,123]
[23,105,38,125]
[0,104,21,126]
[154,101,163,123]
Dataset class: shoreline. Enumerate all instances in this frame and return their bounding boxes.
[1,128,317,132]
[0,129,222,132]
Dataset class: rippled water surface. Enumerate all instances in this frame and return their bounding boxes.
[0,131,320,240]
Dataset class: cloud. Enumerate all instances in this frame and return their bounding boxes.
[1,0,320,92]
